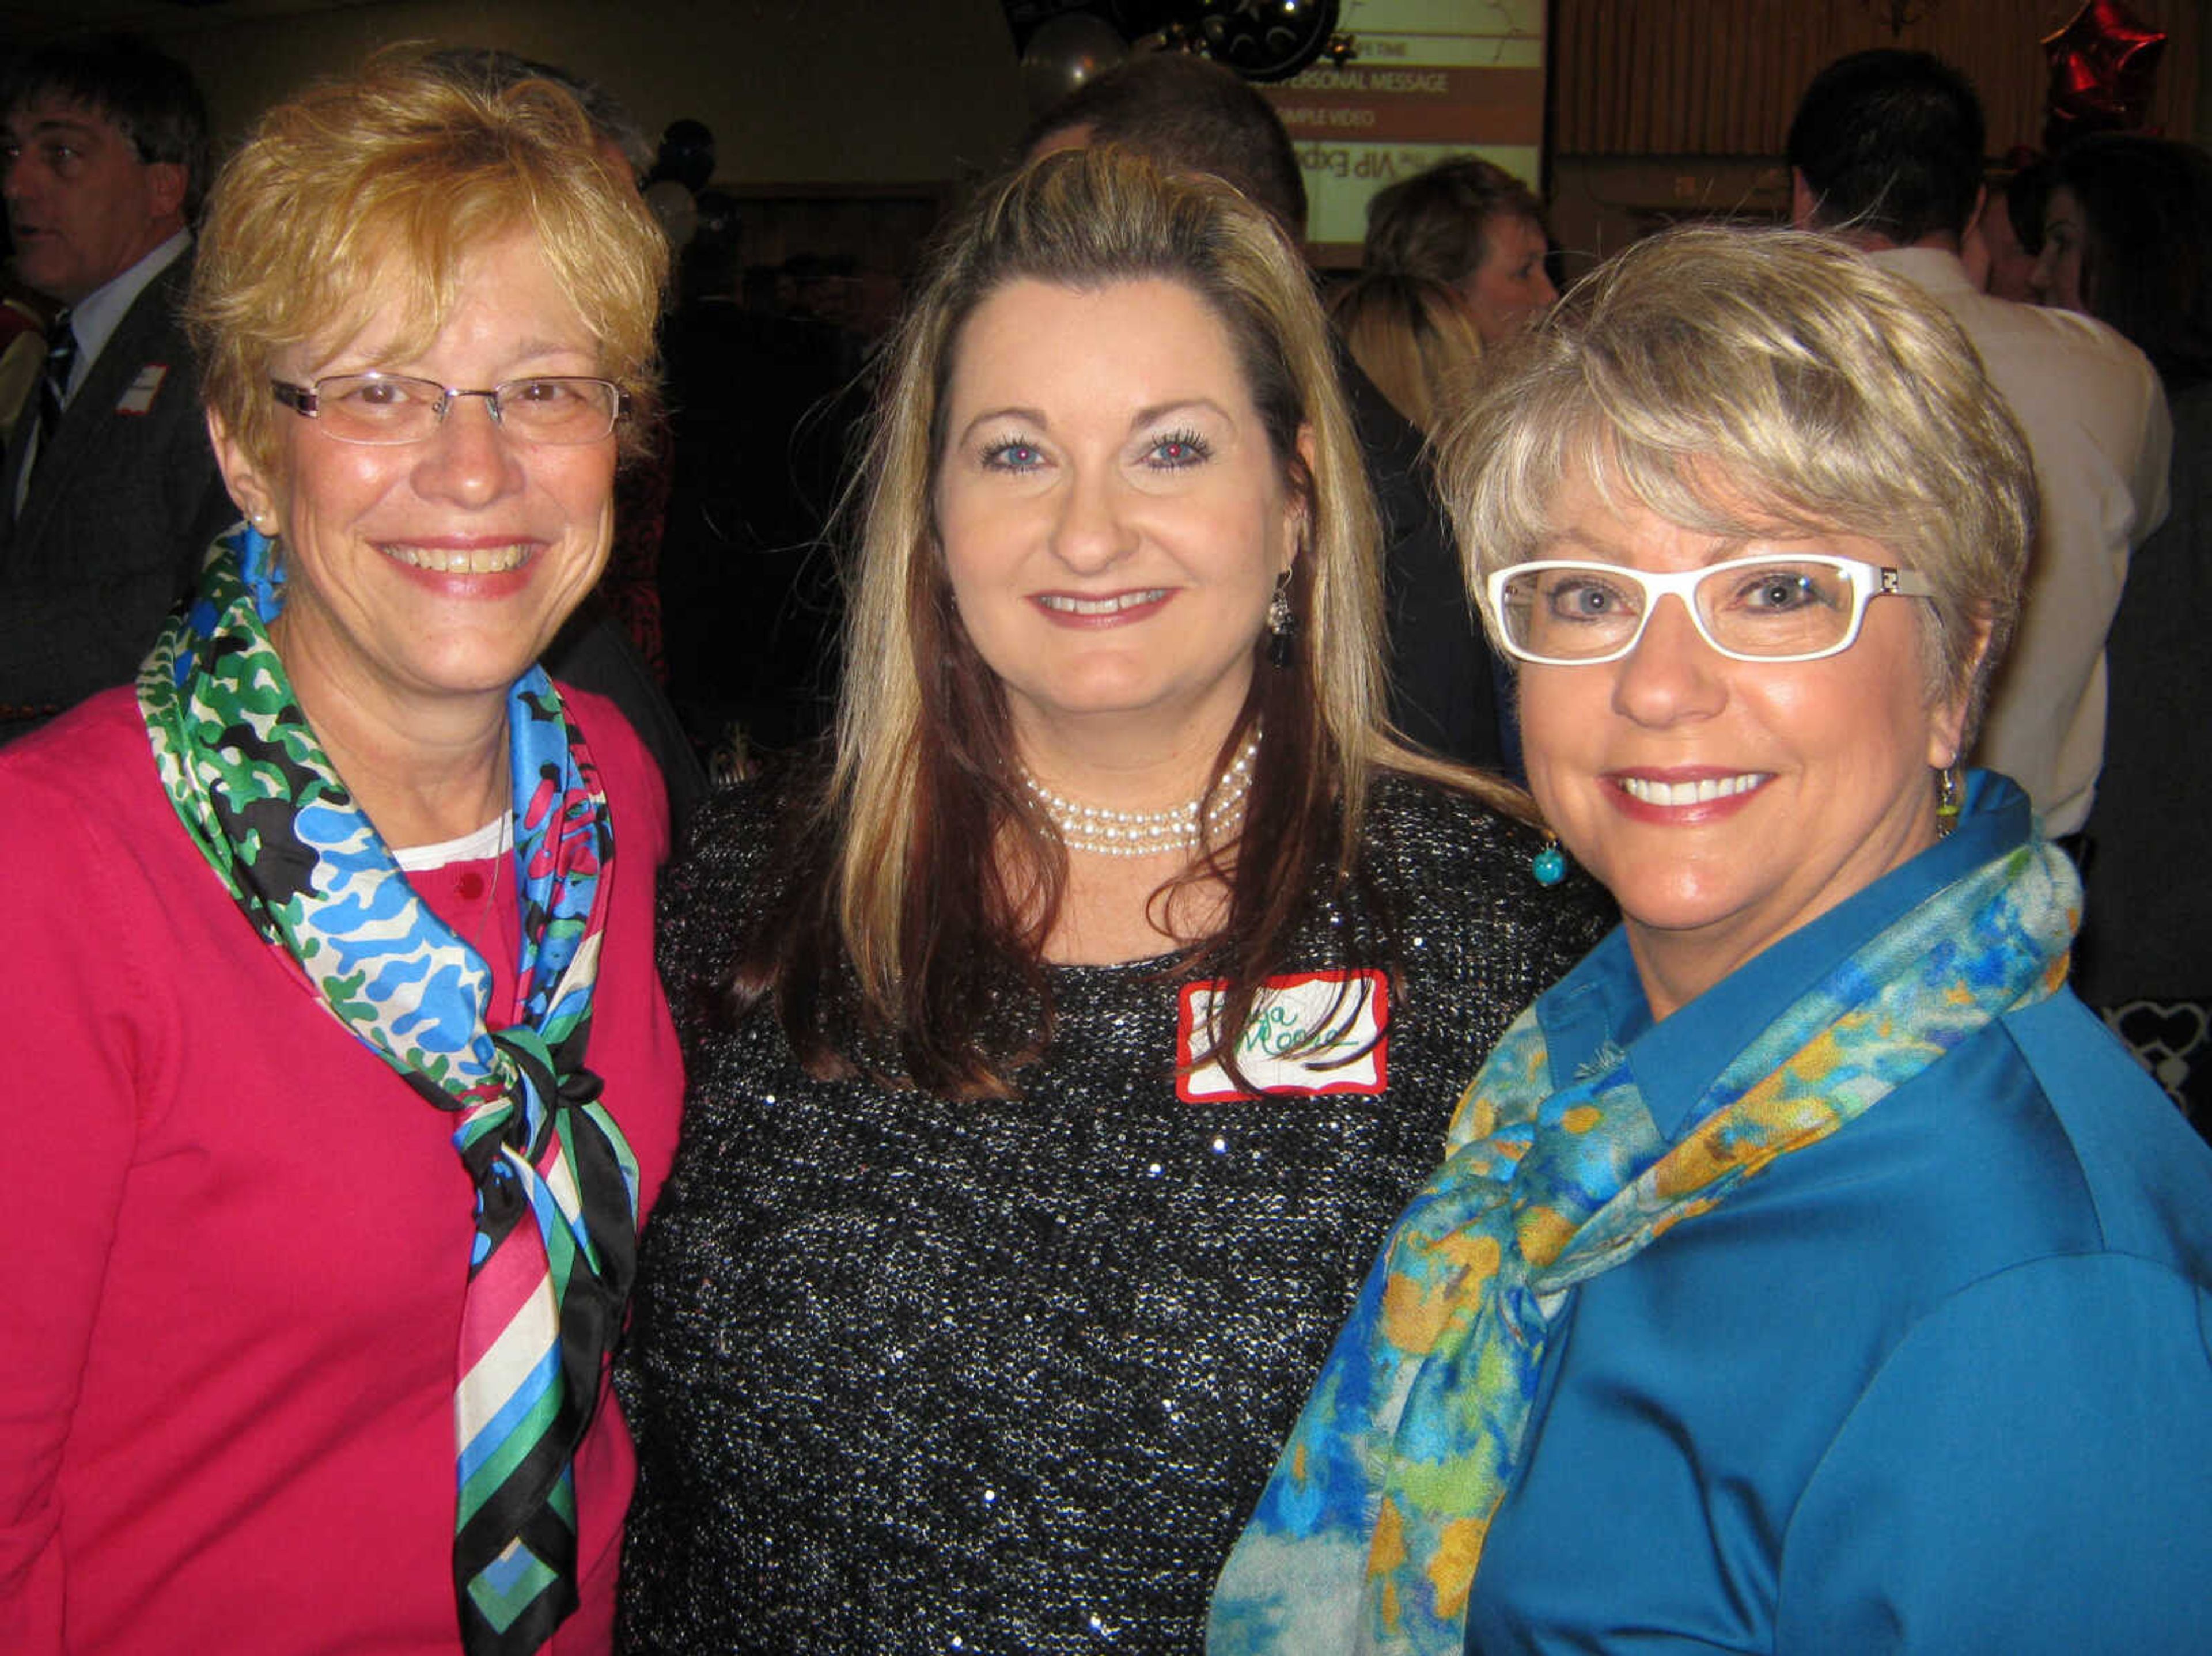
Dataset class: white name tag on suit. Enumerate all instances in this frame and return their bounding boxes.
[1177,968,1389,1102]
[116,363,168,415]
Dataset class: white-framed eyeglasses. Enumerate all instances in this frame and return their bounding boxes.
[270,373,628,446]
[1483,555,1937,666]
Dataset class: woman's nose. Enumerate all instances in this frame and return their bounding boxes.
[1049,465,1137,572]
[411,395,526,505]
[1609,593,1728,725]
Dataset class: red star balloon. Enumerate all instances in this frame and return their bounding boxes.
[2041,0,2167,151]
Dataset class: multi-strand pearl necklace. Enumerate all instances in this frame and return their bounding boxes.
[1022,733,1261,858]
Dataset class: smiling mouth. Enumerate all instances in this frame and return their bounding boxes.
[379,543,535,574]
[1035,589,1169,616]
[1618,773,1768,807]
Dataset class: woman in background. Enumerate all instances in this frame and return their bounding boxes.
[616,147,1610,1653]
[1214,225,2212,1654]
[0,54,679,1653]
[2034,134,2212,382]
[1327,270,1487,438]
[2036,134,2212,1132]
[1363,156,1558,345]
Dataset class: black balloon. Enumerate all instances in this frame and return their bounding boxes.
[1184,0,1340,83]
[652,118,716,195]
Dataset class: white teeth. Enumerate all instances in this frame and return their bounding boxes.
[1038,589,1168,616]
[1619,773,1766,807]
[380,543,531,574]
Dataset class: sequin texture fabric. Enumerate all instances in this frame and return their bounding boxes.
[616,775,1613,1653]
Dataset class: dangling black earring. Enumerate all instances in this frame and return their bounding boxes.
[1265,569,1296,668]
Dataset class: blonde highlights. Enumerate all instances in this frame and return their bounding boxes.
[764,146,1499,1095]
[1327,270,1487,436]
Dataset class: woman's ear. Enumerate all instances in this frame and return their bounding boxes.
[206,406,281,532]
[1927,614,1995,769]
[1284,422,1317,575]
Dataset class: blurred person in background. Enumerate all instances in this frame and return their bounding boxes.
[1326,269,1488,438]
[1362,156,1558,346]
[0,35,232,740]
[1789,48,2169,843]
[2036,132,2212,1135]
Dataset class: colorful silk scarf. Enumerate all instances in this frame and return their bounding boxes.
[139,525,642,1655]
[1210,830,2078,1655]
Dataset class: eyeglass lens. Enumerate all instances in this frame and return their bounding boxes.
[306,375,620,444]
[1497,560,1867,661]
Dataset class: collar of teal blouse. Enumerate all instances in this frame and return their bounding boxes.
[1541,770,2038,1140]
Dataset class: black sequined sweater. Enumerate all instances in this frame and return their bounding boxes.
[615,775,1613,1654]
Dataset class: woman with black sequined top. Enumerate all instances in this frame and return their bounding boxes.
[615,148,1612,1654]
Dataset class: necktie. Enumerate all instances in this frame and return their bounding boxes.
[32,309,75,477]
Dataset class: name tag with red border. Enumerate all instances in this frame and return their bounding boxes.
[1177,968,1389,1102]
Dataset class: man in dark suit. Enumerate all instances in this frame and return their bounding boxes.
[1,36,233,742]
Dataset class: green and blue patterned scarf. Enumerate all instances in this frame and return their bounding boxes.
[1210,829,2078,1655]
[138,525,641,1655]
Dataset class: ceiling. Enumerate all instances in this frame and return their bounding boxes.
[1,0,383,41]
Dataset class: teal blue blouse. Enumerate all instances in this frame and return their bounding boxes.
[1465,773,2212,1652]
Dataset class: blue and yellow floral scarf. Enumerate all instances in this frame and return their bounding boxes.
[138,525,641,1655]
[1210,831,2078,1655]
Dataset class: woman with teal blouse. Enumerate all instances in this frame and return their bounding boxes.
[1210,225,2212,1654]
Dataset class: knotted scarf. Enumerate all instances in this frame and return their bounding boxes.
[1210,828,2079,1655]
[138,525,642,1655]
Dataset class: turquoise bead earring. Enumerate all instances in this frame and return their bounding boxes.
[1532,834,1567,886]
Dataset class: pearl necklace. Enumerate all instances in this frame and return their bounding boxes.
[1023,733,1261,858]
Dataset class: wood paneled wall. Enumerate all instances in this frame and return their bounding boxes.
[1553,0,2199,156]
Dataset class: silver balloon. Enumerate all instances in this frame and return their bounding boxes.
[1021,12,1130,118]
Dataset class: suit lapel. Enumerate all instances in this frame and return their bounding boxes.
[1,395,30,540]
[12,260,191,548]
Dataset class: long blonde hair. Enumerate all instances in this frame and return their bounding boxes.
[1328,270,1487,435]
[748,146,1521,1096]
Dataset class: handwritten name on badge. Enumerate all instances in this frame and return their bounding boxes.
[115,363,168,415]
[1177,968,1388,1102]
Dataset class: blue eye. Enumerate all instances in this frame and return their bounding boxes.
[982,437,1045,471]
[1146,430,1211,468]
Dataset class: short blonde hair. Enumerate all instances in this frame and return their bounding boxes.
[1327,270,1486,435]
[1437,223,2035,738]
[190,47,668,476]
